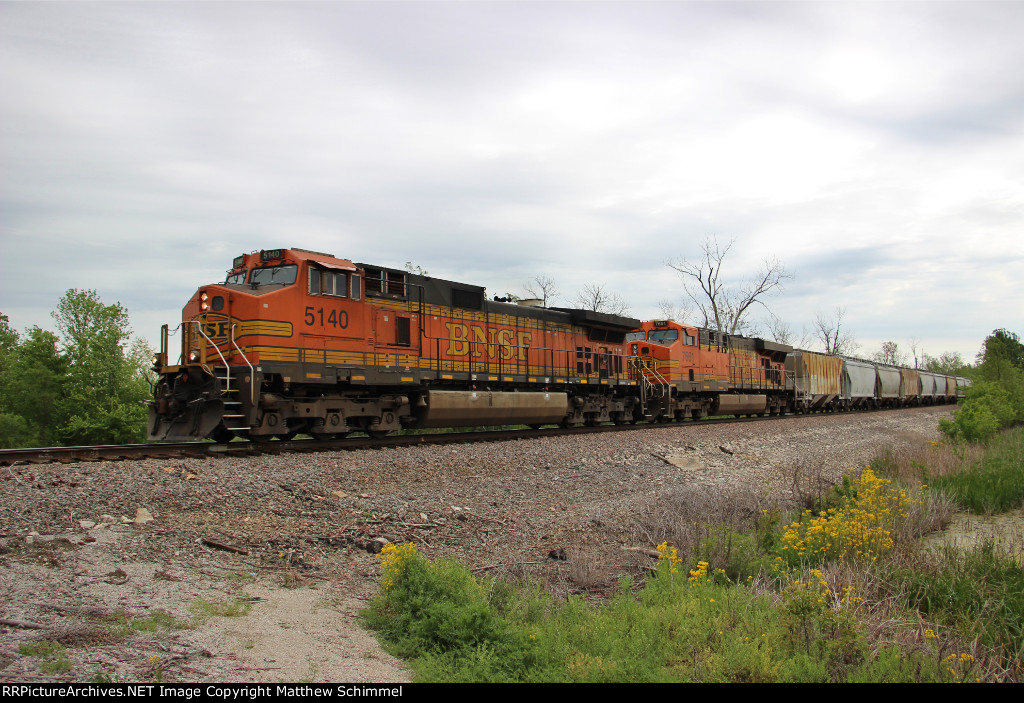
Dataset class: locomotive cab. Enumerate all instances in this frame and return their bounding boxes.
[149,248,368,442]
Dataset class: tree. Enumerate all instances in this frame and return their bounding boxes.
[921,351,968,376]
[655,298,692,324]
[907,336,921,369]
[978,329,1024,371]
[51,289,150,445]
[871,341,907,367]
[765,313,809,348]
[573,283,632,316]
[667,235,789,335]
[814,306,857,356]
[0,313,18,362]
[941,328,1024,442]
[0,326,65,447]
[523,275,560,308]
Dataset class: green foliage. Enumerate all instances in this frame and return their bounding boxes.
[922,350,969,376]
[977,328,1024,371]
[366,542,943,682]
[774,469,918,566]
[927,427,1024,514]
[18,640,72,674]
[103,608,191,636]
[0,292,153,448]
[52,290,150,445]
[894,543,1024,658]
[189,597,252,620]
[939,381,1012,440]
[0,413,37,449]
[939,329,1024,443]
[0,326,65,446]
[693,525,775,582]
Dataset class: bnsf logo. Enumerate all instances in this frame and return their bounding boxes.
[199,313,235,342]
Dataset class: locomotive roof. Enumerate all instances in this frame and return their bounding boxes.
[353,262,640,331]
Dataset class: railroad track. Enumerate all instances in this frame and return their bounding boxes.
[0,405,944,466]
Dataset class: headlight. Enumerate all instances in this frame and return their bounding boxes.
[189,351,200,363]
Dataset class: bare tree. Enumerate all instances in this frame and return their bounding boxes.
[814,306,857,356]
[523,274,560,307]
[666,235,790,335]
[766,313,809,347]
[655,298,692,323]
[573,283,632,316]
[871,341,907,366]
[907,336,921,369]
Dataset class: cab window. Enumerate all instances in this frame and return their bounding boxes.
[625,331,645,342]
[309,267,348,297]
[250,264,297,286]
[648,329,678,345]
[225,271,247,285]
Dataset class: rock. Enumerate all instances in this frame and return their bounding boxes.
[367,538,389,554]
[79,520,96,529]
[134,508,154,524]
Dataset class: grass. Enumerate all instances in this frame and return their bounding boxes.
[18,640,72,675]
[364,543,955,682]
[364,426,1024,682]
[104,609,191,636]
[874,427,1024,515]
[189,596,253,621]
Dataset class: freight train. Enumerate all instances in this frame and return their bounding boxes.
[147,248,965,442]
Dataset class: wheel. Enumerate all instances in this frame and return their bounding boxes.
[275,431,298,441]
[367,429,393,439]
[528,423,544,430]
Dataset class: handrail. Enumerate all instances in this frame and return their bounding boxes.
[630,356,670,401]
[230,324,256,405]
[184,320,231,389]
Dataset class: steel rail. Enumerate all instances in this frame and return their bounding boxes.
[0,404,945,467]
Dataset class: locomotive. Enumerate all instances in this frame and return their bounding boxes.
[147,248,962,442]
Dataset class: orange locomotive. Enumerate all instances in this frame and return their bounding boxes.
[626,319,791,421]
[148,248,644,441]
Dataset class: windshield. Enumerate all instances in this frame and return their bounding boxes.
[225,271,247,285]
[625,331,645,342]
[647,329,678,345]
[249,264,297,286]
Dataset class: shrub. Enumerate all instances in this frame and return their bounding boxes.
[775,468,922,566]
[940,380,1021,442]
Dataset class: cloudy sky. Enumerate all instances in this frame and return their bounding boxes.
[2,1,1022,362]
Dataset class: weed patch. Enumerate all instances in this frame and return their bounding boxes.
[189,597,252,621]
[19,640,72,674]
